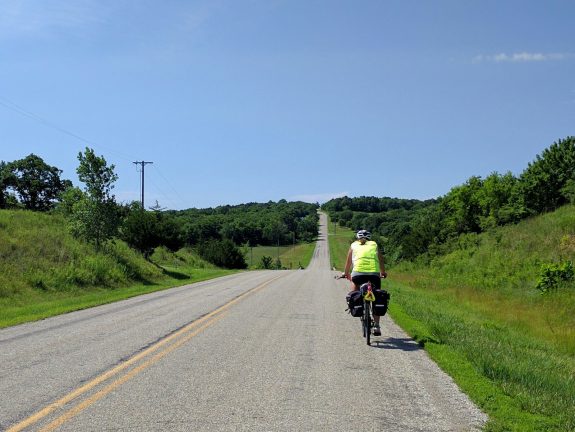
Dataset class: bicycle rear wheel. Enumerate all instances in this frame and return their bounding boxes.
[364,300,371,345]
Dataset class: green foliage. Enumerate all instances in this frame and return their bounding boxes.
[198,238,247,269]
[173,200,319,247]
[3,154,71,211]
[120,202,161,258]
[536,261,574,293]
[0,209,162,297]
[68,195,120,250]
[0,160,17,209]
[69,148,120,249]
[259,255,273,269]
[393,204,575,355]
[519,136,575,214]
[56,186,84,216]
[76,147,118,201]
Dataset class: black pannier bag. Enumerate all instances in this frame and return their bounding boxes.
[346,290,364,317]
[372,289,391,316]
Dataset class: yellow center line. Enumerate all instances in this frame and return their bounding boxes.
[7,273,285,432]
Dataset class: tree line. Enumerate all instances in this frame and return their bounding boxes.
[0,149,319,269]
[323,136,575,262]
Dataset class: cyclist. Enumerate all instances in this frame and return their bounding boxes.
[343,230,387,336]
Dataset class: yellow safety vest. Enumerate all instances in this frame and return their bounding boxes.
[351,240,379,273]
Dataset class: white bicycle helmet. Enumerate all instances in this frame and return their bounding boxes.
[356,230,371,240]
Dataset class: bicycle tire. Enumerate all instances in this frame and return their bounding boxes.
[365,300,371,346]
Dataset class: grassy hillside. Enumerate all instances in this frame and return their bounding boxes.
[245,243,316,269]
[0,209,235,327]
[327,209,575,431]
[395,204,575,355]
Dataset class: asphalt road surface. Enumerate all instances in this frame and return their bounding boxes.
[0,213,487,431]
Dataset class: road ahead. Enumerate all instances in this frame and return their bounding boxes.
[1,213,486,431]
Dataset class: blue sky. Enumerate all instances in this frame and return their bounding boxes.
[1,0,573,210]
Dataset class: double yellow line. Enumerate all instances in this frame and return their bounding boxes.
[8,274,283,432]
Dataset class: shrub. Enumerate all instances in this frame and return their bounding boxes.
[198,239,247,269]
[536,261,574,293]
[259,255,273,269]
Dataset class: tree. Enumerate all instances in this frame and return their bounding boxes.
[69,148,119,249]
[0,161,16,209]
[440,176,483,235]
[120,202,161,258]
[198,239,247,269]
[519,136,575,214]
[478,172,523,228]
[6,154,71,211]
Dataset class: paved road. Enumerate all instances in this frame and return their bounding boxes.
[0,213,486,431]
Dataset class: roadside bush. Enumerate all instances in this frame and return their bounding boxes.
[259,256,273,269]
[198,239,247,269]
[536,261,574,293]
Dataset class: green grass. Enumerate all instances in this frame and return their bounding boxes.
[395,205,575,355]
[386,280,574,431]
[0,210,238,328]
[326,215,356,271]
[245,242,316,269]
[0,267,235,328]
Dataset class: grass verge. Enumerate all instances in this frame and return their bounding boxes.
[386,280,574,431]
[0,267,237,329]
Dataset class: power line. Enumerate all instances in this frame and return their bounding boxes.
[150,164,188,206]
[0,95,134,162]
[0,94,187,209]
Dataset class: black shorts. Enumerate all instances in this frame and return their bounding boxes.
[351,274,381,290]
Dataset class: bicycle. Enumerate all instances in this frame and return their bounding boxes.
[339,274,389,346]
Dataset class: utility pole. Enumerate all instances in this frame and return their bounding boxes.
[133,161,153,209]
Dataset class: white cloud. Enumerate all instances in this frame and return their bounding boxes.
[473,52,572,63]
[288,192,349,204]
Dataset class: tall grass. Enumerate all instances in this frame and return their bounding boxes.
[0,210,236,327]
[0,210,161,298]
[388,281,574,431]
[395,205,575,355]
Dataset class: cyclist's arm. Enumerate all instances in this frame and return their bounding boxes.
[378,248,387,278]
[343,248,353,279]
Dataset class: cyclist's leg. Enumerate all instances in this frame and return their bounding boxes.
[366,275,382,327]
[351,275,370,292]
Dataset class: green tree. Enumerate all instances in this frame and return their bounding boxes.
[519,136,575,214]
[198,239,247,269]
[440,176,483,235]
[6,154,71,211]
[478,171,523,229]
[120,202,160,258]
[69,148,119,249]
[0,161,17,209]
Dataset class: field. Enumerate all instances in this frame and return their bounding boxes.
[245,242,316,269]
[326,211,575,431]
